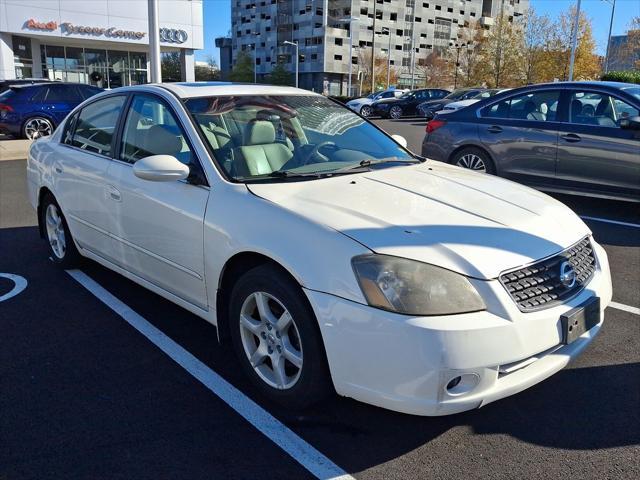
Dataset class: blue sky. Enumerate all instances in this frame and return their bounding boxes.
[195,0,640,65]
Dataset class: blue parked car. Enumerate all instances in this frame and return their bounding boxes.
[0,82,103,139]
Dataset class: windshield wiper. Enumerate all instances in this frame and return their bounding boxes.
[334,156,422,173]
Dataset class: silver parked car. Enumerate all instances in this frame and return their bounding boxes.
[422,81,640,202]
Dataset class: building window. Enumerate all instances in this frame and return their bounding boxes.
[334,54,342,60]
[335,38,343,46]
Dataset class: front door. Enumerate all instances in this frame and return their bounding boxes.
[105,93,209,308]
[556,89,640,199]
[477,89,562,187]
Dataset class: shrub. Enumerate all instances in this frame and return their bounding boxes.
[601,71,640,84]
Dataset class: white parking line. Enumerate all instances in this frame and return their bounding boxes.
[66,269,354,480]
[580,216,640,229]
[609,301,640,316]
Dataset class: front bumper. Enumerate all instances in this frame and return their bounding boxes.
[304,241,612,416]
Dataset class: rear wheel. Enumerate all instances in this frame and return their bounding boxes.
[23,116,54,140]
[389,106,403,119]
[451,147,495,174]
[41,194,81,268]
[360,105,372,117]
[229,264,332,409]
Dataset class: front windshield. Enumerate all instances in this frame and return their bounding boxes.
[186,95,413,182]
[445,90,467,100]
[621,86,640,102]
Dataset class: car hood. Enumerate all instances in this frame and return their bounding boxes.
[446,99,479,109]
[420,99,452,109]
[247,163,590,279]
[346,98,371,107]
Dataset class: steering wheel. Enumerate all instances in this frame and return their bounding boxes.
[301,141,335,165]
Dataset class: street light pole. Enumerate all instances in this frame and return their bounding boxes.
[147,0,161,83]
[340,17,359,97]
[603,0,616,73]
[568,0,582,81]
[449,41,466,89]
[283,40,299,88]
[382,27,392,89]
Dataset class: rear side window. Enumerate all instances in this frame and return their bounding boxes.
[71,95,126,155]
[482,90,560,122]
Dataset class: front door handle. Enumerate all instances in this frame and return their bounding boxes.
[561,133,581,143]
[107,185,121,202]
[487,125,503,133]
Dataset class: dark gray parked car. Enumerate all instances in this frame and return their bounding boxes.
[421,81,640,202]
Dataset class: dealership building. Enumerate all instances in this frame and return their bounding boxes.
[0,0,203,88]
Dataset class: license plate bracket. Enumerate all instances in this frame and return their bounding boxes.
[561,297,600,345]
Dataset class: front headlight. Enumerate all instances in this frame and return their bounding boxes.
[352,255,486,316]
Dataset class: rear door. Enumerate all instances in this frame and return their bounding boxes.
[57,94,127,257]
[105,93,209,308]
[477,89,562,187]
[43,84,83,123]
[556,89,640,199]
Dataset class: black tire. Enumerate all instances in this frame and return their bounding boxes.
[22,116,54,140]
[389,105,403,119]
[450,147,496,174]
[360,105,372,117]
[41,193,81,268]
[229,264,332,409]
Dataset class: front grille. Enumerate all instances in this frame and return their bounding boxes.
[500,237,596,312]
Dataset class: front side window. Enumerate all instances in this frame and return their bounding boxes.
[568,91,639,128]
[120,95,195,166]
[186,95,413,181]
[71,95,125,155]
[482,90,560,122]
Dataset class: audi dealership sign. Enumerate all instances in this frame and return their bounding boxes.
[159,28,188,44]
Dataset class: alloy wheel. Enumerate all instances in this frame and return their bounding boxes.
[45,203,66,259]
[24,118,53,140]
[360,105,372,117]
[389,106,402,119]
[457,153,487,172]
[239,291,304,390]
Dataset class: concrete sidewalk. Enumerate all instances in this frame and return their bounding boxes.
[0,139,31,161]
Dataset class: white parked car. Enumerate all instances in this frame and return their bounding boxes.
[437,89,512,115]
[346,88,407,117]
[27,83,612,416]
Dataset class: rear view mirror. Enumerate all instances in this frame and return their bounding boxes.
[133,155,189,182]
[391,134,408,148]
[620,115,640,130]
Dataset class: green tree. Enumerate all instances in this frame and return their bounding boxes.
[229,51,254,82]
[195,55,220,81]
[161,51,181,82]
[269,61,293,86]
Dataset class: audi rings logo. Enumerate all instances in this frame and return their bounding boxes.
[159,28,188,44]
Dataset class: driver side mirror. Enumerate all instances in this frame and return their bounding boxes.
[391,134,408,149]
[133,155,190,182]
[620,115,640,130]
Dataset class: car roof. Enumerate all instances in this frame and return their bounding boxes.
[518,81,637,90]
[156,82,323,99]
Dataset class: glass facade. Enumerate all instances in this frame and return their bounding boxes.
[40,44,148,88]
[12,36,33,78]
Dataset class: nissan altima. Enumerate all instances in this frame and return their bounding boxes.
[27,83,612,416]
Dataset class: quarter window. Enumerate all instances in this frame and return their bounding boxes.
[120,95,195,166]
[568,91,639,128]
[71,95,125,155]
[482,91,560,122]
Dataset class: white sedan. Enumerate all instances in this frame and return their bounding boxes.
[346,88,407,117]
[437,88,512,115]
[27,83,612,416]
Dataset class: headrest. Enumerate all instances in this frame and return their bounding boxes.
[146,124,182,156]
[245,120,276,145]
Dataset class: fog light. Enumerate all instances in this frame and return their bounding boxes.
[445,373,480,396]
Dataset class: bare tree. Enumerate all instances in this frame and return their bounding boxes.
[521,8,551,84]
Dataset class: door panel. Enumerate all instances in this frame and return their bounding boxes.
[58,95,126,258]
[478,89,562,186]
[105,93,208,308]
[556,90,640,199]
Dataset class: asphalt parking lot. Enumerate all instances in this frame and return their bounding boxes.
[1,131,639,479]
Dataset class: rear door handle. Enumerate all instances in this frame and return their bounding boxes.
[107,185,121,202]
[487,125,503,133]
[561,133,581,143]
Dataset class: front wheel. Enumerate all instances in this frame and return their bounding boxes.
[41,194,81,268]
[23,116,54,140]
[229,264,332,409]
[360,105,372,117]
[450,147,496,174]
[389,106,403,119]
